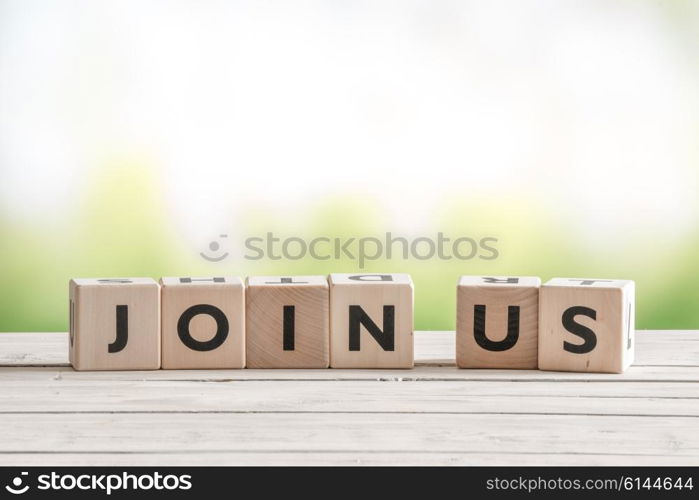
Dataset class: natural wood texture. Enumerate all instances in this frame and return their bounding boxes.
[456,276,540,369]
[539,278,635,373]
[0,331,697,466]
[0,365,697,382]
[329,273,414,369]
[0,414,694,460]
[0,379,697,415]
[69,278,160,371]
[246,276,329,368]
[161,277,245,369]
[1,331,698,368]
[0,453,691,467]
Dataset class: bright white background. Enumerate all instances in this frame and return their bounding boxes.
[1,0,698,330]
[1,1,697,241]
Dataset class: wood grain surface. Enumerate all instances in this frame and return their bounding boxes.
[0,330,696,466]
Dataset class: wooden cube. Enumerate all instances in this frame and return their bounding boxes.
[538,278,635,373]
[329,273,413,369]
[160,276,245,369]
[456,276,540,369]
[246,276,329,368]
[69,278,160,371]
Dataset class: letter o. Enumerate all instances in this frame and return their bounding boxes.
[177,304,229,351]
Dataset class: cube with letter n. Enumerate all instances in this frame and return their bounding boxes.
[329,273,413,368]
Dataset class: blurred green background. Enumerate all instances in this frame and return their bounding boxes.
[1,162,698,332]
[1,0,698,332]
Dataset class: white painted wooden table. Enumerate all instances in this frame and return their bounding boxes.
[0,331,697,466]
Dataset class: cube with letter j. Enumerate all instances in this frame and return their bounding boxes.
[69,278,160,371]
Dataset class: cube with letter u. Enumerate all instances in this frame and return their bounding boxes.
[456,276,540,369]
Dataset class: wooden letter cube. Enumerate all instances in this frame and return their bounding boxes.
[456,276,540,369]
[69,278,160,371]
[161,277,245,369]
[246,276,329,368]
[538,278,635,373]
[329,273,413,369]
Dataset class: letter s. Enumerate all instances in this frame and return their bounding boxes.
[479,237,499,260]
[562,306,597,354]
[179,475,192,490]
[244,237,264,260]
[38,475,50,490]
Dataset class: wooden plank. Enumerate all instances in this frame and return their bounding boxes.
[0,333,69,366]
[0,414,696,460]
[0,365,697,382]
[0,452,694,467]
[0,330,696,466]
[633,332,699,367]
[1,377,698,398]
[3,365,699,382]
[0,380,696,416]
[1,371,698,395]
[1,331,698,367]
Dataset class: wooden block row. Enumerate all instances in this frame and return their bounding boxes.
[69,274,634,373]
[69,274,413,371]
[456,276,635,373]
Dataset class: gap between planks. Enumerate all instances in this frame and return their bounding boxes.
[1,366,699,382]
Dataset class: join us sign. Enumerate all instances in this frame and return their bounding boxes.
[68,274,634,373]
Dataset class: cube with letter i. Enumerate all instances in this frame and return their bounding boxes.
[329,273,414,369]
[246,276,329,368]
[69,278,160,371]
[160,276,245,369]
[456,276,540,369]
[538,278,635,373]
